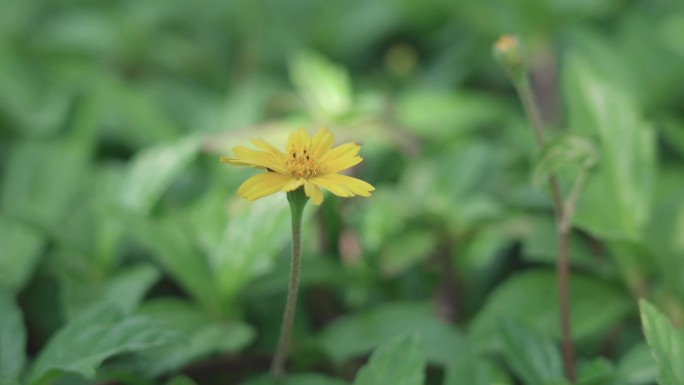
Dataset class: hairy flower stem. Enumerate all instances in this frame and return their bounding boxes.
[516,77,576,382]
[271,190,308,379]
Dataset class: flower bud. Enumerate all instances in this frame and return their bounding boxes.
[493,35,526,82]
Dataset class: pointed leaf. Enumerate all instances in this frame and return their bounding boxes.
[499,318,567,385]
[133,298,255,376]
[576,358,614,385]
[397,90,509,140]
[444,338,509,385]
[319,301,464,366]
[289,51,352,119]
[131,216,222,315]
[1,139,89,230]
[27,304,181,385]
[470,271,631,351]
[166,376,199,385]
[58,264,161,319]
[0,289,26,385]
[0,216,45,292]
[352,333,425,385]
[119,137,200,215]
[563,50,655,240]
[242,373,349,385]
[614,343,657,385]
[639,299,684,385]
[212,195,292,303]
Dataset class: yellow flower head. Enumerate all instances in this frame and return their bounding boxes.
[221,128,375,205]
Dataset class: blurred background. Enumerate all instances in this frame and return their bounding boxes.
[1,0,684,384]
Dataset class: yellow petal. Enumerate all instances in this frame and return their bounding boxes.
[250,138,285,158]
[325,155,363,174]
[286,128,311,154]
[282,178,305,192]
[304,181,324,205]
[312,174,374,197]
[237,172,291,201]
[310,175,353,197]
[220,157,266,169]
[231,146,287,174]
[309,128,335,159]
[319,143,360,165]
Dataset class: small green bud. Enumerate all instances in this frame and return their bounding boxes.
[532,134,598,188]
[493,35,526,83]
[384,43,418,78]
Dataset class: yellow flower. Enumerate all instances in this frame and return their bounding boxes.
[221,128,374,205]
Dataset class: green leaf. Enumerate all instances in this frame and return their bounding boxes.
[639,299,684,385]
[444,354,493,385]
[32,10,118,56]
[102,79,180,147]
[0,216,45,292]
[318,301,464,366]
[27,303,181,385]
[646,169,684,297]
[0,289,26,385]
[58,264,161,319]
[452,0,618,39]
[397,90,509,140]
[179,176,295,311]
[100,264,161,314]
[499,318,567,385]
[212,195,292,304]
[0,50,72,138]
[399,141,504,229]
[119,136,200,215]
[563,49,655,240]
[357,188,414,254]
[1,139,89,230]
[242,373,349,385]
[380,229,437,276]
[614,343,657,385]
[289,51,352,119]
[133,298,255,376]
[352,333,425,385]
[660,13,684,57]
[470,271,632,351]
[657,118,684,158]
[131,215,222,315]
[166,376,199,385]
[444,338,510,385]
[576,358,614,385]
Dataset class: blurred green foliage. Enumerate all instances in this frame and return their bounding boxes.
[1,0,684,384]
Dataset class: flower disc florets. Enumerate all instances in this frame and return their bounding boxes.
[286,146,323,179]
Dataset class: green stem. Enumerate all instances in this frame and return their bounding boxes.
[518,78,547,148]
[515,78,576,382]
[271,190,308,379]
[562,170,586,232]
[518,78,565,218]
[556,220,575,382]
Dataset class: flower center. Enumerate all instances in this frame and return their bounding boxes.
[285,146,323,179]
